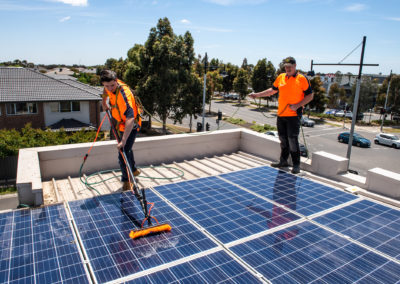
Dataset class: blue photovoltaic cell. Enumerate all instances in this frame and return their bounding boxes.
[314,199,400,260]
[128,250,262,283]
[153,176,300,244]
[220,166,358,216]
[68,190,217,283]
[0,205,89,284]
[230,221,400,283]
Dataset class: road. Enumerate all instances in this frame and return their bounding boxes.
[208,100,400,176]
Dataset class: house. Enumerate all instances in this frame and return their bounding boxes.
[45,67,75,76]
[0,67,102,130]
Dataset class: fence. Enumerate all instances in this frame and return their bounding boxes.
[0,156,17,186]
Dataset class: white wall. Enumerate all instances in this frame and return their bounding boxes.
[43,101,90,126]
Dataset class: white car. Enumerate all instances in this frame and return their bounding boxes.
[335,110,345,117]
[301,117,315,127]
[374,133,400,149]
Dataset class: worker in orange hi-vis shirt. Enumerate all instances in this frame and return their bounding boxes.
[100,70,142,191]
[249,57,313,174]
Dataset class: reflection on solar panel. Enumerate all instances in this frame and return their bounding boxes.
[68,191,217,283]
[128,250,262,283]
[314,199,400,261]
[0,205,89,284]
[220,166,358,216]
[230,221,400,283]
[153,176,300,244]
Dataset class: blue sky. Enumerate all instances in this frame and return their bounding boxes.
[1,0,399,75]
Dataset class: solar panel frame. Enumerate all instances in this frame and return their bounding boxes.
[152,176,301,245]
[314,199,400,261]
[219,166,359,217]
[229,221,400,284]
[67,190,219,283]
[0,204,90,284]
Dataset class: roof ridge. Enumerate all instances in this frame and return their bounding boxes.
[61,79,101,96]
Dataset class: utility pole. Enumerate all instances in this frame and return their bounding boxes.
[202,53,208,131]
[381,70,392,132]
[311,36,379,173]
[346,36,366,167]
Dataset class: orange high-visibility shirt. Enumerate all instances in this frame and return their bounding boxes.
[103,80,142,132]
[273,73,312,117]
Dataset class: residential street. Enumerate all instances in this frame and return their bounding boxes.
[206,99,400,177]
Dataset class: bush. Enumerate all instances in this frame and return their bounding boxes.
[250,123,277,133]
[0,124,104,158]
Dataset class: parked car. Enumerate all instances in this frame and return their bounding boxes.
[335,110,345,117]
[265,131,308,157]
[338,132,371,147]
[325,109,339,115]
[374,133,400,149]
[392,113,400,122]
[345,111,353,118]
[301,117,315,127]
[265,131,278,138]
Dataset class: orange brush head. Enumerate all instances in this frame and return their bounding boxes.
[129,224,172,239]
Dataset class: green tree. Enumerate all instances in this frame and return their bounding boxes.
[328,82,347,108]
[251,58,276,106]
[350,76,379,113]
[206,70,223,113]
[308,76,327,113]
[233,68,250,104]
[222,63,239,94]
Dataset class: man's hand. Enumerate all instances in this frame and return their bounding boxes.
[289,104,299,111]
[117,140,126,150]
[248,93,257,99]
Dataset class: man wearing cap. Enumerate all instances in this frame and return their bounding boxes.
[249,57,313,174]
[100,70,142,190]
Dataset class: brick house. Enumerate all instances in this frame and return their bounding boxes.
[0,67,102,130]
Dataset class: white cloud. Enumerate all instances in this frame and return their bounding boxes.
[54,0,88,6]
[344,3,367,12]
[387,17,400,22]
[59,16,71,22]
[180,19,191,24]
[204,0,267,6]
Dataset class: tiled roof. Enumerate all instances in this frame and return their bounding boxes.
[0,67,101,102]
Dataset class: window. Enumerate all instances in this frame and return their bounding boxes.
[50,102,59,112]
[6,103,38,115]
[58,101,81,112]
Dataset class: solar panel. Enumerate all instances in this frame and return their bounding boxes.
[153,176,300,244]
[230,221,400,283]
[127,250,263,283]
[0,205,89,284]
[68,191,218,283]
[220,166,358,216]
[314,199,400,261]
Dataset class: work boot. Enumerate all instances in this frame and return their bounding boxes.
[271,161,289,168]
[291,165,300,174]
[133,168,141,176]
[122,181,131,191]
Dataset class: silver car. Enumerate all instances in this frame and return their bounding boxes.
[301,117,315,127]
[374,133,400,149]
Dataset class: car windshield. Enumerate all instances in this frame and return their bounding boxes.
[393,135,399,140]
[353,133,363,138]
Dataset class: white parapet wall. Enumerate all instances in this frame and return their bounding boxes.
[366,168,400,200]
[311,151,348,177]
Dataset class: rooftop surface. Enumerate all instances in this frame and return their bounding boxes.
[4,129,400,283]
[0,67,101,102]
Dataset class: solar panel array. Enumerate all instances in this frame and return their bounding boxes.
[0,204,89,284]
[1,165,400,283]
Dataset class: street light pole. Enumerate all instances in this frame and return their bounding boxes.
[202,53,208,131]
[381,70,392,132]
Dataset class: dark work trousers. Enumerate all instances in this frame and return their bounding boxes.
[277,116,301,166]
[118,129,138,182]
